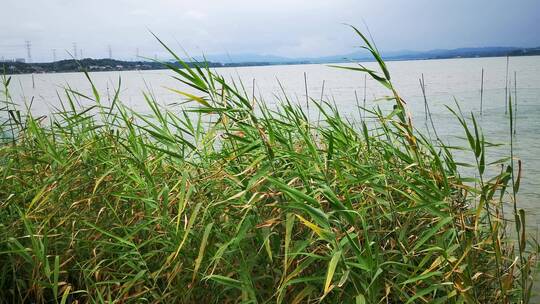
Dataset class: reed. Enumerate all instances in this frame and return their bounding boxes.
[480,67,484,116]
[505,56,509,114]
[354,89,361,122]
[514,71,518,134]
[419,73,439,140]
[0,28,537,303]
[363,73,367,119]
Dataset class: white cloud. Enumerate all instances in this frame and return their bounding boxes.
[184,10,207,20]
[129,9,151,17]
[0,0,538,62]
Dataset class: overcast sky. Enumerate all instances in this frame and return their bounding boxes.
[1,0,539,62]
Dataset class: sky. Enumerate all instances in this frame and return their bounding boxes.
[1,0,539,62]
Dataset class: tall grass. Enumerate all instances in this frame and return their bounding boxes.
[0,28,537,303]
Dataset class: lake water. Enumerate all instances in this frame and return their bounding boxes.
[7,56,540,228]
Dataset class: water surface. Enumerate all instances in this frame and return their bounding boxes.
[8,56,540,227]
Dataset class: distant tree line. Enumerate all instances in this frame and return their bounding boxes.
[0,58,274,74]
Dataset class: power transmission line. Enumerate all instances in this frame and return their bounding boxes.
[72,42,78,59]
[25,40,32,63]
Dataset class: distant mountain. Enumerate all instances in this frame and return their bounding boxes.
[385,46,522,60]
[3,46,539,74]
[189,46,540,65]
[190,53,296,64]
[301,46,539,63]
[181,47,540,65]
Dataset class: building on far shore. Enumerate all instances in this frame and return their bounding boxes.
[0,58,26,63]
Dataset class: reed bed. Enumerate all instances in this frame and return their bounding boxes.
[0,28,537,303]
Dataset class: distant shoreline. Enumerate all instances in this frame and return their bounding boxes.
[2,49,540,75]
